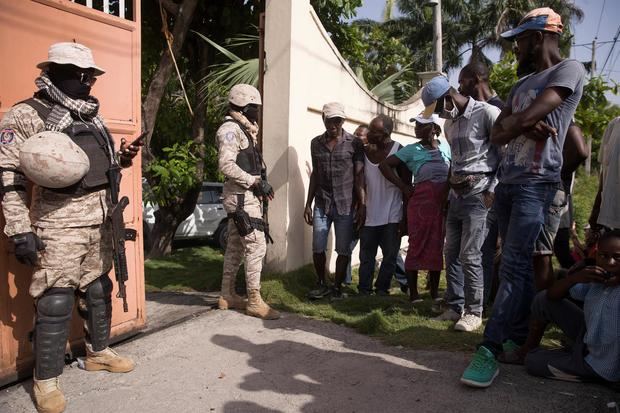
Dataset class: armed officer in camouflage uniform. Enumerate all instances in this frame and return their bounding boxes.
[0,43,138,413]
[216,84,280,320]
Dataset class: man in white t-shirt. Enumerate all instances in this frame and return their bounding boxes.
[589,116,620,234]
[357,115,409,295]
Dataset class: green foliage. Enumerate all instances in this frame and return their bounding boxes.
[489,51,518,101]
[194,32,259,115]
[346,21,417,102]
[574,76,620,163]
[572,172,599,238]
[393,0,583,72]
[145,141,200,207]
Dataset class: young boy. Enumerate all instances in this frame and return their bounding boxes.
[505,229,620,383]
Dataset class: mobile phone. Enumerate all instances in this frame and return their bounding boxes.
[602,270,613,279]
[128,131,147,148]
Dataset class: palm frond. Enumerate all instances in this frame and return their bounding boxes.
[371,63,412,103]
[193,31,241,62]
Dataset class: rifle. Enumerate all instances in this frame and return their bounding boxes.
[260,167,274,244]
[107,166,136,312]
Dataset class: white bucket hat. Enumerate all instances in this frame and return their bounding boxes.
[37,42,105,76]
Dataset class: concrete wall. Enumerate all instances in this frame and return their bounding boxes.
[263,0,427,273]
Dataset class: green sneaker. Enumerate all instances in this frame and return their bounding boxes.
[502,339,519,353]
[460,346,499,388]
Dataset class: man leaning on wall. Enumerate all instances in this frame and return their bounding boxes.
[304,102,365,300]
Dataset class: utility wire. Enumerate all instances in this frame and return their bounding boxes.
[607,47,620,79]
[574,40,614,49]
[600,24,620,74]
[594,0,606,39]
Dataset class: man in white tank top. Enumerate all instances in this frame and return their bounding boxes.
[357,115,409,295]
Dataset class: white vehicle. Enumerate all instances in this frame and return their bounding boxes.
[143,181,229,250]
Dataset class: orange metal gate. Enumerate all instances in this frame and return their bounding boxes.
[0,0,145,386]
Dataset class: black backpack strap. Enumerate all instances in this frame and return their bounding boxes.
[17,98,52,122]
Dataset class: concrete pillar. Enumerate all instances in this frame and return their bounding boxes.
[262,0,308,272]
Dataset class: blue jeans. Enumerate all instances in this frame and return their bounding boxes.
[481,208,498,306]
[312,205,354,256]
[444,192,489,317]
[481,182,557,355]
[394,253,407,285]
[358,223,400,293]
[345,237,359,284]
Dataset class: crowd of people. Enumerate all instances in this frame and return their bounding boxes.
[301,7,619,390]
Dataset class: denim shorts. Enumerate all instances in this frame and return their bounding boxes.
[533,189,567,256]
[312,205,354,256]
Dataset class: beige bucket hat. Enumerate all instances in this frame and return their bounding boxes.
[37,42,105,76]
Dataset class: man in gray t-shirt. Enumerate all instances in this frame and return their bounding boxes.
[498,59,585,184]
[460,7,586,389]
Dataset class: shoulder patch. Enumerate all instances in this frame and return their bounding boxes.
[225,131,236,143]
[0,128,15,145]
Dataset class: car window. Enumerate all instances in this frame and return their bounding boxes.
[198,186,223,204]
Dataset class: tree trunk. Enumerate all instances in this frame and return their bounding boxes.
[145,38,209,259]
[141,0,199,258]
[148,188,201,258]
[142,0,199,152]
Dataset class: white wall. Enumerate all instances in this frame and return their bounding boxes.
[263,0,428,273]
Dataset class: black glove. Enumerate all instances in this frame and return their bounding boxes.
[11,232,45,266]
[254,180,274,198]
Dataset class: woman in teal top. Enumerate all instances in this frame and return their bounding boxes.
[379,114,451,303]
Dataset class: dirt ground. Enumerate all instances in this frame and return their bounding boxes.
[1,293,618,413]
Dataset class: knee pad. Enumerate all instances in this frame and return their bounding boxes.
[34,288,74,380]
[80,275,113,352]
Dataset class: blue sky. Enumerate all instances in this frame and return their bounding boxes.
[354,0,620,104]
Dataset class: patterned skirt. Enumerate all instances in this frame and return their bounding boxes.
[405,180,448,272]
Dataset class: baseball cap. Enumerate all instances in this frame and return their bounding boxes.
[500,7,563,41]
[322,102,346,119]
[421,76,451,118]
[410,113,440,125]
[37,42,105,76]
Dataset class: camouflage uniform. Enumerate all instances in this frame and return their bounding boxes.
[0,101,112,298]
[217,117,265,291]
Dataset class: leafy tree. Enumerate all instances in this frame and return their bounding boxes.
[391,0,583,73]
[489,51,518,101]
[346,20,416,102]
[141,0,262,257]
[574,76,620,169]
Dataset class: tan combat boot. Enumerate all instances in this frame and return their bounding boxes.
[218,276,247,310]
[33,377,66,413]
[83,347,135,373]
[246,289,280,320]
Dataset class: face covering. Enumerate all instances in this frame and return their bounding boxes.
[242,105,260,123]
[48,66,92,100]
[438,96,460,120]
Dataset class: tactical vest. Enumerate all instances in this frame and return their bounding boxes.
[224,119,262,176]
[19,98,112,193]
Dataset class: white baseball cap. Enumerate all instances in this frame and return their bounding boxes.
[410,113,440,125]
[37,42,105,76]
[322,102,346,119]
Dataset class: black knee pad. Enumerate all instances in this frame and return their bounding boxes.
[34,288,74,380]
[80,275,113,352]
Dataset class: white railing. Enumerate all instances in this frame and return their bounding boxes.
[71,0,129,20]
